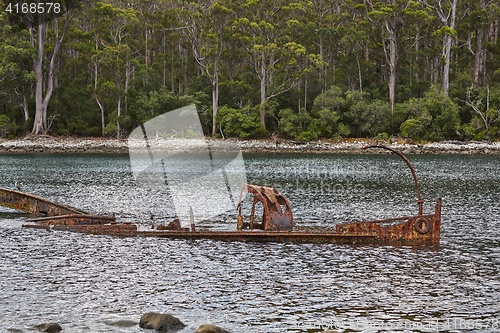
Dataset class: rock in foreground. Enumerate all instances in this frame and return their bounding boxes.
[35,322,62,333]
[195,323,231,333]
[139,312,186,332]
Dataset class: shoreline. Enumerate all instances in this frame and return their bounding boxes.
[1,136,500,154]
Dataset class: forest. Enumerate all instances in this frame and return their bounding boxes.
[0,0,500,142]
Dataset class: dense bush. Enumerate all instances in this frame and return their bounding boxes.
[217,105,267,138]
[399,87,460,141]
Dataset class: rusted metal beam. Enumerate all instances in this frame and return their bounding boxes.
[52,223,137,236]
[0,188,86,216]
[27,214,116,226]
[336,198,441,243]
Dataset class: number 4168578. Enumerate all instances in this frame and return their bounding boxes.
[5,3,61,14]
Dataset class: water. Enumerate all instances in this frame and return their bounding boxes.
[0,153,499,332]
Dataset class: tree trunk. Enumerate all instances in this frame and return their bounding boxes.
[211,58,219,139]
[32,21,46,135]
[22,95,29,122]
[93,59,106,136]
[474,27,484,86]
[304,74,308,112]
[441,0,457,96]
[117,95,121,139]
[474,0,487,86]
[355,53,363,92]
[97,98,105,136]
[31,17,67,135]
[414,29,420,82]
[385,18,397,128]
[259,50,266,130]
[442,33,452,96]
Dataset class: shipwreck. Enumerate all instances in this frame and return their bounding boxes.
[0,145,441,245]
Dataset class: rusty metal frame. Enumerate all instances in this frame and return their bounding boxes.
[335,198,441,243]
[236,184,294,231]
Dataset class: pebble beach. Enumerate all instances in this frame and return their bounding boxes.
[1,136,500,154]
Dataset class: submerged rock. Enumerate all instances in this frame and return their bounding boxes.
[195,324,231,333]
[106,319,137,327]
[34,322,62,333]
[139,312,186,332]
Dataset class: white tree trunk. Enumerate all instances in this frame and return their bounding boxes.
[211,58,219,139]
[31,17,67,135]
[22,95,29,122]
[32,21,46,135]
[439,0,457,96]
[259,50,267,130]
[388,25,397,117]
[117,95,121,139]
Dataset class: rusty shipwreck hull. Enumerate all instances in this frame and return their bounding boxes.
[335,198,441,243]
[17,201,440,244]
[14,193,441,245]
[8,195,442,244]
[136,197,441,244]
[3,145,443,245]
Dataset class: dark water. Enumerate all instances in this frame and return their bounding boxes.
[0,153,499,332]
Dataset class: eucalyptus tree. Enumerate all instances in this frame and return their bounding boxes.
[89,1,140,137]
[178,0,233,138]
[232,0,322,130]
[337,0,371,92]
[463,85,500,137]
[399,1,434,91]
[363,0,405,122]
[419,0,458,96]
[0,11,35,124]
[461,0,499,86]
[12,2,75,134]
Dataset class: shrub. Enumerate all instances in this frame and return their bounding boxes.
[217,105,267,138]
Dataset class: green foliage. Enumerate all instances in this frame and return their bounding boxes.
[423,88,460,140]
[309,86,349,138]
[401,118,428,139]
[0,0,498,141]
[128,87,181,124]
[0,114,12,137]
[459,85,500,140]
[278,108,314,140]
[399,87,460,141]
[217,105,266,138]
[346,98,391,137]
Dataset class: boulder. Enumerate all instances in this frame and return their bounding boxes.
[35,322,63,333]
[195,324,231,333]
[139,312,186,332]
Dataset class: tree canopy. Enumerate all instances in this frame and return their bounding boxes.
[1,0,499,141]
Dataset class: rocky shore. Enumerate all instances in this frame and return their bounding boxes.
[1,136,499,154]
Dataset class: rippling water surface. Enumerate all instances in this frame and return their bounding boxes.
[0,152,499,332]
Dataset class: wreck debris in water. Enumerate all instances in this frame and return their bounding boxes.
[0,145,441,245]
